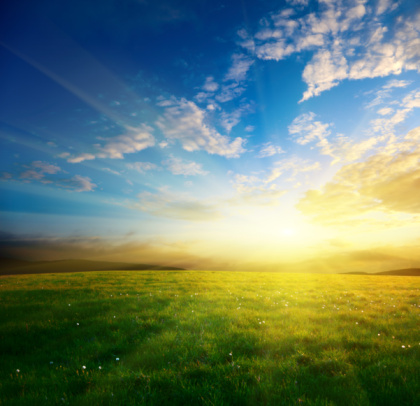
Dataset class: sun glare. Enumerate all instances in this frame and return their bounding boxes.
[281,227,296,237]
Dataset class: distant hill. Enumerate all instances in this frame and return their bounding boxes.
[375,268,420,276]
[342,268,420,276]
[0,257,185,275]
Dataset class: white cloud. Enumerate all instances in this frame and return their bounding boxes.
[377,107,394,116]
[220,103,254,133]
[300,49,348,101]
[369,88,420,136]
[244,1,420,101]
[286,0,309,6]
[289,112,381,164]
[202,76,219,92]
[127,162,158,173]
[376,0,394,15]
[162,156,209,176]
[13,161,96,192]
[20,170,45,180]
[64,175,97,192]
[194,91,213,103]
[245,125,255,132]
[224,54,254,82]
[102,168,121,176]
[65,125,155,163]
[230,156,320,205]
[215,83,246,103]
[20,161,61,180]
[99,125,155,159]
[68,153,96,163]
[156,97,246,158]
[366,79,412,108]
[288,112,330,145]
[257,142,285,158]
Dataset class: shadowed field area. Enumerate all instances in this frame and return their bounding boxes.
[0,271,419,405]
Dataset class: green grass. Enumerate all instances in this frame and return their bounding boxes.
[0,271,419,405]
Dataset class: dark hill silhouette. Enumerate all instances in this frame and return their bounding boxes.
[0,257,185,275]
[342,268,420,276]
[375,268,420,276]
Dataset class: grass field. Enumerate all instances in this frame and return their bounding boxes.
[0,271,419,405]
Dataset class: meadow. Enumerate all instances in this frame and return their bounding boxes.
[0,271,419,405]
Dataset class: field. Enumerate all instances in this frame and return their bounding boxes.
[0,271,419,405]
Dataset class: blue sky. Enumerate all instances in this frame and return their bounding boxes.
[1,0,420,272]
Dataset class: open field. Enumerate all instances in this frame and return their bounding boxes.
[1,271,419,405]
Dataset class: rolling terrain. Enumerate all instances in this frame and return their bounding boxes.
[0,257,184,275]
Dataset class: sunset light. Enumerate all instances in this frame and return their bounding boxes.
[1,0,420,273]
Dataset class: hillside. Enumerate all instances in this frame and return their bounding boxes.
[342,268,420,276]
[0,257,185,275]
[375,268,420,276]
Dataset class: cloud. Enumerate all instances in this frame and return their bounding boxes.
[366,79,412,108]
[289,112,383,164]
[132,189,222,221]
[98,125,155,159]
[296,125,420,226]
[0,172,13,180]
[20,161,61,180]
[127,161,159,173]
[62,175,97,192]
[156,97,246,157]
[288,112,330,145]
[286,0,308,6]
[257,142,285,158]
[244,1,420,101]
[162,156,209,176]
[377,107,394,116]
[202,76,219,92]
[230,156,320,205]
[219,103,254,133]
[301,49,348,101]
[65,124,155,163]
[224,54,254,82]
[369,87,420,135]
[102,168,121,176]
[215,83,247,103]
[4,161,96,192]
[67,153,96,164]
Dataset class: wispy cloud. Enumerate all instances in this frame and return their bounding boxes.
[230,156,320,205]
[61,175,97,192]
[202,76,219,92]
[5,161,96,192]
[257,142,285,158]
[156,97,246,157]
[162,156,209,176]
[126,161,159,173]
[64,124,155,163]
[289,112,381,164]
[20,161,61,180]
[224,53,254,82]
[131,189,222,221]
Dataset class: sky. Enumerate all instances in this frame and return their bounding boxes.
[1,0,420,273]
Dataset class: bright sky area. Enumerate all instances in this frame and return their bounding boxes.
[1,0,420,272]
